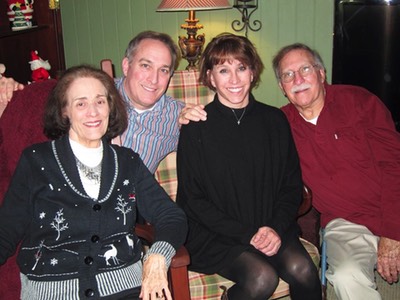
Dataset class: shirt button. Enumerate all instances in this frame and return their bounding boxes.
[85,289,95,297]
[84,256,93,265]
[91,235,100,243]
[93,204,101,211]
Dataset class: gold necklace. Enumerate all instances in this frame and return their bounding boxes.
[231,107,246,125]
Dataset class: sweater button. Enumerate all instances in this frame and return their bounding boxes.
[84,256,93,265]
[85,289,95,297]
[91,235,100,243]
[93,204,101,211]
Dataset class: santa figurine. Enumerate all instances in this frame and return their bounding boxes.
[29,50,51,82]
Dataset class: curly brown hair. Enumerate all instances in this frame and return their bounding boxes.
[43,65,128,140]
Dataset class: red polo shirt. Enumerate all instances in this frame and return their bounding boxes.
[282,84,400,241]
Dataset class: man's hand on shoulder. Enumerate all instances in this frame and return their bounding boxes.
[0,76,24,103]
[377,237,400,283]
[179,103,207,125]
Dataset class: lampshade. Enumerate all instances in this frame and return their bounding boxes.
[157,0,232,11]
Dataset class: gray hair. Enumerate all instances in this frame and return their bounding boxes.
[272,43,325,81]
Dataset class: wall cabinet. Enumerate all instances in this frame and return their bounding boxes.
[0,0,65,84]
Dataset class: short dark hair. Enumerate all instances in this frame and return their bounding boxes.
[43,65,128,140]
[199,33,264,91]
[272,43,326,81]
[125,31,180,73]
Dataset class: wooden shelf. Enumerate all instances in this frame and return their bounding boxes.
[0,25,48,39]
[0,0,65,84]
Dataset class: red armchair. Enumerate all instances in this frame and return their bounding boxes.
[0,80,57,300]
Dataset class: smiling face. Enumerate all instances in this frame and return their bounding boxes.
[209,58,253,109]
[278,49,326,115]
[63,77,110,148]
[122,38,172,110]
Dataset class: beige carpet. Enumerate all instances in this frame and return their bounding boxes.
[278,273,399,299]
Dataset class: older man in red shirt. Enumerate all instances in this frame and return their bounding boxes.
[273,43,400,300]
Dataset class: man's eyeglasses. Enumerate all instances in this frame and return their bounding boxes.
[279,64,319,83]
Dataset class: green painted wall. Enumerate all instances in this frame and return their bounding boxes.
[60,0,334,108]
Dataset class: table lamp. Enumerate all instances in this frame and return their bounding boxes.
[157,0,232,70]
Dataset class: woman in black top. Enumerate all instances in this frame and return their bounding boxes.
[176,33,321,300]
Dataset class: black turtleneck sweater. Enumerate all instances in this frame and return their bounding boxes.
[177,94,303,274]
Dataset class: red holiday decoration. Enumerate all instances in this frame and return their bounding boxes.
[29,50,51,82]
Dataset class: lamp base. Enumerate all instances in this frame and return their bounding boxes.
[179,34,205,70]
[178,10,206,70]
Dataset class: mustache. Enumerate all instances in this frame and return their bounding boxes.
[291,83,311,93]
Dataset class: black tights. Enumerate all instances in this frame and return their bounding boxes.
[219,238,321,300]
